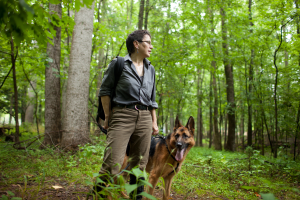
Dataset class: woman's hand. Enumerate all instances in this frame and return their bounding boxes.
[103,117,109,130]
[152,122,159,135]
[150,109,158,135]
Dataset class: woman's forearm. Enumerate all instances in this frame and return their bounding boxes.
[101,96,111,119]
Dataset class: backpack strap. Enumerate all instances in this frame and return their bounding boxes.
[114,56,125,87]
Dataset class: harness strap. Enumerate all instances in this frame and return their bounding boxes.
[154,135,179,175]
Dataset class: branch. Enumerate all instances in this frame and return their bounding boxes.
[0,50,11,55]
[21,60,40,137]
[0,66,12,90]
[116,42,125,57]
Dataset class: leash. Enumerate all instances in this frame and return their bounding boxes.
[153,134,180,175]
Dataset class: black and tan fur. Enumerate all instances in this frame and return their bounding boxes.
[121,116,195,200]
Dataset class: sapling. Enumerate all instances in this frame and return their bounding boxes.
[245,146,253,171]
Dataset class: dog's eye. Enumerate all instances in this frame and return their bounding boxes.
[175,134,179,138]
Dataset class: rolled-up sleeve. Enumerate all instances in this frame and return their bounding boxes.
[151,70,158,109]
[99,59,117,97]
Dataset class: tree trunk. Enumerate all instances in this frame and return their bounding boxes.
[129,0,133,27]
[294,1,299,161]
[170,110,174,133]
[209,73,213,148]
[25,81,36,124]
[261,116,264,155]
[273,21,286,158]
[221,5,236,151]
[224,113,228,145]
[197,68,204,147]
[241,104,245,151]
[213,62,221,150]
[247,0,254,147]
[43,2,62,146]
[61,1,95,150]
[20,86,27,123]
[144,0,150,30]
[61,4,73,130]
[9,94,13,124]
[11,38,19,143]
[138,0,145,29]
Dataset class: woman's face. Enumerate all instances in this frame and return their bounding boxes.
[138,34,153,58]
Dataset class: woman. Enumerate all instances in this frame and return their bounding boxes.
[97,30,159,199]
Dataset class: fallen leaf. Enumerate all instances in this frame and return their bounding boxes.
[254,192,261,197]
[52,185,63,189]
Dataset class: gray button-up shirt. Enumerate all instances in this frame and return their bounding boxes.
[99,54,158,109]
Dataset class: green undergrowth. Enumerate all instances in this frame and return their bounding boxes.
[1,132,300,199]
[172,146,300,199]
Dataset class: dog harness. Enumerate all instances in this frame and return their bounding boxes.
[153,135,180,175]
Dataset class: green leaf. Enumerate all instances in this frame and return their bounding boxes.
[138,179,153,188]
[132,168,143,178]
[85,180,93,185]
[7,191,15,196]
[139,192,157,200]
[93,173,99,178]
[11,197,22,200]
[1,195,9,200]
[49,0,61,4]
[124,183,137,194]
[260,193,277,200]
[19,0,34,14]
[240,185,259,190]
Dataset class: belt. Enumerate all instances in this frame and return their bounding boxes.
[115,104,152,111]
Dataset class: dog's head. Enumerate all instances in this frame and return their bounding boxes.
[169,116,195,161]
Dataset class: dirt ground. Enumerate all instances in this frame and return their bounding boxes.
[0,181,227,200]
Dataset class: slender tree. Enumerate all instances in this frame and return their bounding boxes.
[221,3,236,151]
[197,68,204,147]
[138,0,145,29]
[25,82,35,124]
[144,0,150,29]
[11,38,19,143]
[247,0,254,147]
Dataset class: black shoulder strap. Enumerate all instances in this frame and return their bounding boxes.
[114,56,124,88]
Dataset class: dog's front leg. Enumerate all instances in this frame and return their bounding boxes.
[146,171,160,199]
[162,174,175,200]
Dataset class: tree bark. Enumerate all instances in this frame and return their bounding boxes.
[25,81,36,124]
[197,68,204,147]
[11,38,19,143]
[144,0,150,29]
[61,1,95,150]
[294,0,299,161]
[213,61,221,150]
[170,110,174,133]
[247,0,254,147]
[209,73,213,148]
[241,105,245,151]
[43,2,62,146]
[9,94,13,124]
[221,5,236,151]
[138,0,145,29]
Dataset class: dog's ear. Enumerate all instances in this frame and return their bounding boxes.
[185,116,195,135]
[174,115,182,131]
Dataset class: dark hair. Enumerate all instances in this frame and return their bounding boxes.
[126,30,151,54]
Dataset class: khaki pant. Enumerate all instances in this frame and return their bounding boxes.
[99,107,152,178]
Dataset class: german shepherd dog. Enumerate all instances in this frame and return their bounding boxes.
[121,116,195,200]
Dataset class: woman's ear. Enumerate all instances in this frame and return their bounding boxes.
[133,40,139,49]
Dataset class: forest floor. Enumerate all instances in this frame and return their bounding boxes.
[1,132,300,200]
[0,181,225,200]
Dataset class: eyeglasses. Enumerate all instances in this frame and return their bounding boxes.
[138,40,152,46]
